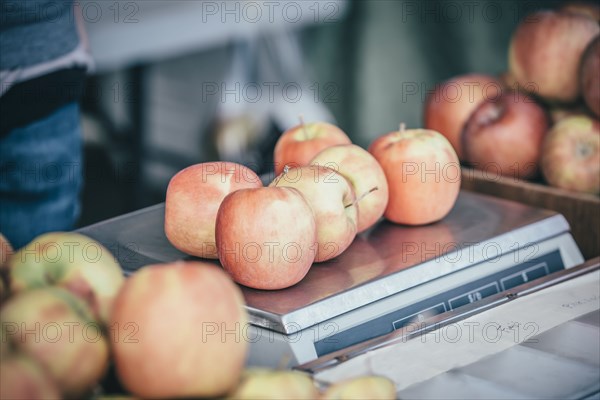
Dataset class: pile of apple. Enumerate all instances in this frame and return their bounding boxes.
[165,120,460,290]
[424,3,600,194]
[0,233,397,399]
[1,232,396,399]
[0,232,124,399]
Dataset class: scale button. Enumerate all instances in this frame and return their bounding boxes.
[449,283,500,310]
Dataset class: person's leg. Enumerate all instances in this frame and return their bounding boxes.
[0,102,83,249]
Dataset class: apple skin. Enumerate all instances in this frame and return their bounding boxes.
[310,144,389,233]
[423,74,502,160]
[0,287,109,397]
[508,10,599,102]
[462,91,549,180]
[270,166,357,262]
[7,232,124,325]
[369,128,461,226]
[273,122,351,175]
[581,35,600,118]
[216,187,317,289]
[165,162,263,259]
[227,368,319,400]
[541,115,600,194]
[110,261,248,399]
[0,354,62,400]
[321,376,397,400]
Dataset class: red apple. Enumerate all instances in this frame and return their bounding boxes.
[273,121,351,175]
[424,74,502,159]
[369,126,461,225]
[1,287,109,397]
[0,354,61,400]
[216,187,317,289]
[508,10,599,102]
[164,162,263,259]
[581,35,600,118]
[270,166,357,262]
[111,261,248,399]
[310,144,388,233]
[462,91,549,180]
[541,115,600,194]
[8,232,124,325]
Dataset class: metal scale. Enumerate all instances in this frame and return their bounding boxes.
[78,191,584,367]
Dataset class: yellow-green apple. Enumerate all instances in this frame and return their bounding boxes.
[541,115,600,193]
[273,121,351,175]
[270,166,357,262]
[508,10,599,102]
[321,376,396,400]
[110,261,248,399]
[581,35,600,118]
[164,162,262,259]
[227,368,319,400]
[0,354,61,400]
[423,74,502,159]
[462,91,549,180]
[7,232,124,324]
[560,1,600,21]
[0,287,109,397]
[368,126,461,225]
[216,187,317,289]
[310,144,389,233]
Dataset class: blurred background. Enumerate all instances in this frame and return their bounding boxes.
[77,0,572,226]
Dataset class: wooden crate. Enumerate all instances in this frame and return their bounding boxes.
[461,167,600,260]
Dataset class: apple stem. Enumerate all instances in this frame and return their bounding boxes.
[272,165,289,186]
[399,122,406,132]
[299,115,309,140]
[345,186,378,208]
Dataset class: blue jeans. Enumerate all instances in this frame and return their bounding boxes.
[0,102,83,249]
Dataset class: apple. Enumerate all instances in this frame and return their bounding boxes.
[0,287,109,397]
[581,35,600,118]
[462,91,549,180]
[423,74,502,159]
[273,120,351,175]
[216,187,317,289]
[508,10,599,102]
[541,115,600,194]
[164,161,263,259]
[270,166,357,262]
[7,232,124,324]
[368,125,461,225]
[227,368,319,399]
[310,144,389,233]
[560,1,600,21]
[111,261,248,399]
[321,376,396,400]
[0,354,61,400]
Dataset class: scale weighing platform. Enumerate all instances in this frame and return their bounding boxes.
[78,191,584,367]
